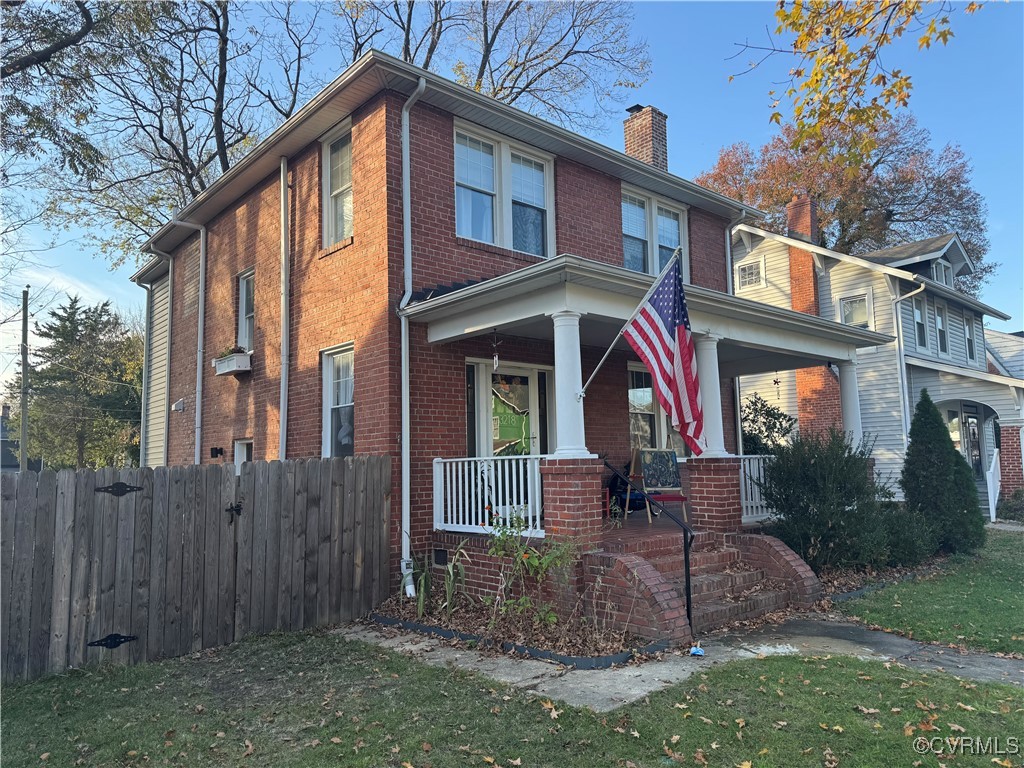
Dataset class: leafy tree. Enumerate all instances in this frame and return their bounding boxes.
[901,389,985,553]
[740,0,983,161]
[740,392,796,455]
[696,115,992,295]
[6,296,142,469]
[336,0,651,132]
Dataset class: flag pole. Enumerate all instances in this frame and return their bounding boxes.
[577,249,682,400]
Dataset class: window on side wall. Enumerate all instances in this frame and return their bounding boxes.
[935,301,949,355]
[322,346,354,458]
[736,257,764,291]
[933,259,953,286]
[621,189,688,280]
[839,294,870,329]
[913,296,928,349]
[233,439,253,475]
[454,125,553,258]
[322,126,352,247]
[237,270,255,351]
[964,314,976,361]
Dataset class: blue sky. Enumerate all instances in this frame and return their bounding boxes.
[4,0,1021,385]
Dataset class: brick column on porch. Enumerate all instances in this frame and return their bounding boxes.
[999,421,1024,498]
[540,457,604,551]
[687,456,742,532]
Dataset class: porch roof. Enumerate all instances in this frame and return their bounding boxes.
[401,254,892,376]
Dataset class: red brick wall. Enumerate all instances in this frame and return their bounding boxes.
[687,457,741,532]
[554,158,622,263]
[999,423,1023,498]
[687,207,729,292]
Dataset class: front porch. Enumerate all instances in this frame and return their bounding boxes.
[404,254,889,640]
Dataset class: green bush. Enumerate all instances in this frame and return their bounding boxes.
[880,503,939,567]
[760,427,892,572]
[996,488,1024,522]
[901,390,985,553]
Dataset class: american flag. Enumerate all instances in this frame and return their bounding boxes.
[623,255,704,455]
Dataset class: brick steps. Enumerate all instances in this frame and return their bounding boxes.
[687,568,766,601]
[690,587,791,633]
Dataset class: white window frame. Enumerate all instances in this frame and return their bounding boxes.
[453,120,556,259]
[964,313,977,362]
[237,269,255,352]
[233,439,253,475]
[321,343,355,458]
[621,184,690,282]
[932,258,954,287]
[320,120,353,248]
[735,255,766,291]
[627,362,692,458]
[836,288,874,331]
[466,358,555,457]
[935,299,950,357]
[912,296,929,351]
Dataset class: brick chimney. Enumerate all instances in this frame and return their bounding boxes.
[785,192,818,244]
[786,193,841,434]
[624,105,668,172]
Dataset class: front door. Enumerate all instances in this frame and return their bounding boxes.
[490,367,538,456]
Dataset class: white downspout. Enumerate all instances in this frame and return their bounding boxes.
[399,77,427,598]
[279,157,291,460]
[891,279,927,445]
[171,219,207,464]
[726,216,743,453]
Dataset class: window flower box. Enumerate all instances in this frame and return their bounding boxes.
[213,349,251,376]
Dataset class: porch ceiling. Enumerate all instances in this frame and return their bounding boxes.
[402,254,892,375]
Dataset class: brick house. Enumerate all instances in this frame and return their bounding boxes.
[734,196,1023,518]
[133,52,887,641]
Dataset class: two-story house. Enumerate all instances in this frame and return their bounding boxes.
[732,196,1023,517]
[133,52,889,640]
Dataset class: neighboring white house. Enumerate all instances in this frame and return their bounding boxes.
[730,199,1023,515]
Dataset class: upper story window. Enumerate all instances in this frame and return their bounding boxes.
[933,259,953,286]
[622,188,688,278]
[736,257,765,291]
[840,294,870,329]
[322,125,352,247]
[964,314,976,361]
[935,301,949,355]
[913,296,928,349]
[237,270,255,351]
[454,124,553,258]
[322,346,354,458]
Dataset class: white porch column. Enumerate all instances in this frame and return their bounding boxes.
[694,334,728,457]
[838,359,863,444]
[551,310,592,458]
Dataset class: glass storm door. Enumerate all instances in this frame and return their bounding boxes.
[964,413,983,480]
[491,369,536,456]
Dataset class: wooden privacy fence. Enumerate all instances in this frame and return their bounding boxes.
[1,456,391,684]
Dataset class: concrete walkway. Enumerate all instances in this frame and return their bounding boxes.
[336,616,1023,713]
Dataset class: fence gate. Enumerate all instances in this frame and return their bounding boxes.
[1,457,391,684]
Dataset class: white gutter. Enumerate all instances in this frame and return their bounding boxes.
[279,157,291,460]
[170,219,207,464]
[892,280,927,445]
[399,76,427,598]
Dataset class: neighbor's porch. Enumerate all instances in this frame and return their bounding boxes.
[404,254,889,542]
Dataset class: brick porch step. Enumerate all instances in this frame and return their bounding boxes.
[647,546,742,580]
[686,568,767,601]
[689,588,792,633]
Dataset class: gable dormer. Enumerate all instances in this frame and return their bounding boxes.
[858,233,974,287]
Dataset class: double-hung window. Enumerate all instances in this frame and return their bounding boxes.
[322,126,353,247]
[621,189,688,279]
[237,270,255,351]
[454,124,553,258]
[322,346,354,458]
[964,314,976,361]
[935,302,949,355]
[913,296,928,349]
[628,368,657,450]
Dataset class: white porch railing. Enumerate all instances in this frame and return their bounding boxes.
[986,449,1000,522]
[740,455,773,524]
[433,455,545,537]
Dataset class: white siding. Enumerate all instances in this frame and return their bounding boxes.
[143,276,171,467]
[907,366,1020,421]
[738,370,798,430]
[902,292,988,371]
[732,237,792,307]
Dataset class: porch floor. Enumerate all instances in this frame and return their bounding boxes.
[599,510,689,554]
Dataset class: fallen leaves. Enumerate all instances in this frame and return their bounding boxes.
[242,740,254,757]
[540,700,561,720]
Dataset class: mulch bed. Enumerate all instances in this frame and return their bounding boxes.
[373,591,652,659]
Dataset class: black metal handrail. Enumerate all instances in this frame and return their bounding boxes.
[603,460,696,635]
